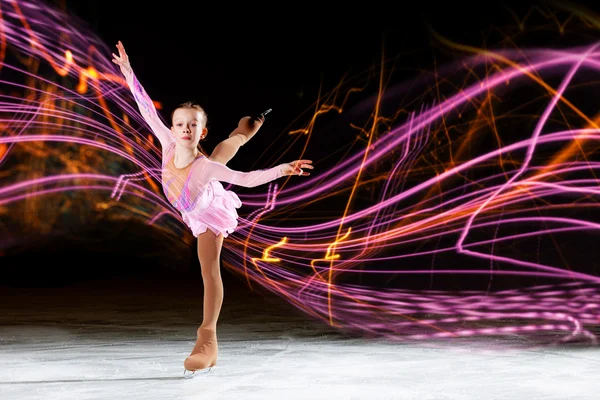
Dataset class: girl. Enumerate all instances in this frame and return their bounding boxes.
[111,41,313,375]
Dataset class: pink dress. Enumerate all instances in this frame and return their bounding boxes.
[124,68,285,238]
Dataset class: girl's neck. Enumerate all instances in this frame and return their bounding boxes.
[173,146,200,169]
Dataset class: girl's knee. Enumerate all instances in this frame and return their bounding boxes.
[200,263,221,279]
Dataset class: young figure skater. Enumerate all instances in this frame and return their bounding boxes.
[111,41,313,375]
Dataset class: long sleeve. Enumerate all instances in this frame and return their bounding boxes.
[123,68,175,150]
[196,158,286,188]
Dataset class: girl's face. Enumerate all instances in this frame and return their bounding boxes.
[171,108,207,149]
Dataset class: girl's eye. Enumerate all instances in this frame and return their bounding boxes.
[176,124,182,127]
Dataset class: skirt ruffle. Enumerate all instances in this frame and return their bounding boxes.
[180,180,242,238]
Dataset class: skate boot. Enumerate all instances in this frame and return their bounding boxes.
[183,327,218,376]
[228,115,265,146]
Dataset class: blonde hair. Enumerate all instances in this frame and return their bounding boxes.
[171,101,209,156]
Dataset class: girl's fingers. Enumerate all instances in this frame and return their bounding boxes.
[288,161,313,175]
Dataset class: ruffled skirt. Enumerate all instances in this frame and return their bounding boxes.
[180,180,242,238]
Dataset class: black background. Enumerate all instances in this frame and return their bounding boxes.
[2,0,599,293]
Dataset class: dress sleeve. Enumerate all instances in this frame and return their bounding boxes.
[195,158,286,188]
[123,67,175,149]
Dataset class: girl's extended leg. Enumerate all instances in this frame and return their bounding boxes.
[183,229,224,371]
[208,116,263,165]
[208,135,245,165]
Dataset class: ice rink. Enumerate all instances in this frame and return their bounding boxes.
[1,276,599,400]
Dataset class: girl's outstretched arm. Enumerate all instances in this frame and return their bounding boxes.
[112,41,174,150]
[196,158,313,188]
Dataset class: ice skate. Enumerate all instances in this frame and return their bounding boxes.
[228,110,270,146]
[183,327,218,376]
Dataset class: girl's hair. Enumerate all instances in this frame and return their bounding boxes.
[171,101,209,157]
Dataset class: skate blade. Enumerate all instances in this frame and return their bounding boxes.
[183,367,212,378]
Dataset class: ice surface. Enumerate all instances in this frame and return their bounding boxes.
[1,276,599,400]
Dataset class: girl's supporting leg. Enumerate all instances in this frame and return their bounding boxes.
[198,228,224,330]
[184,229,224,371]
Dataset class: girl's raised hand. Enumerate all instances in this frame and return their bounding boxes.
[111,40,131,75]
